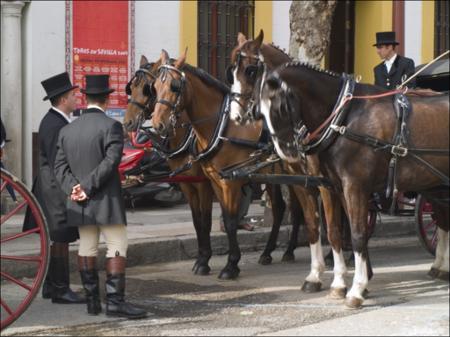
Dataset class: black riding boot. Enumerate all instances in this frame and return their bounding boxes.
[49,243,86,304]
[42,269,52,299]
[78,256,102,315]
[105,256,147,319]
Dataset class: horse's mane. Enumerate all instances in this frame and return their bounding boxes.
[280,61,341,78]
[268,43,292,60]
[181,63,230,95]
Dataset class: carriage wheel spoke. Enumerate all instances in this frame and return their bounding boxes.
[424,219,437,231]
[1,180,7,193]
[0,271,32,291]
[1,228,40,244]
[1,298,13,316]
[1,255,42,262]
[431,230,438,246]
[0,200,28,225]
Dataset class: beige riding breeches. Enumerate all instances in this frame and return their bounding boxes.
[78,224,128,258]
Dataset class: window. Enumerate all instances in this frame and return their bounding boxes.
[198,1,254,82]
[435,1,449,57]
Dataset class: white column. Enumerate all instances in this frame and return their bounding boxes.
[1,1,25,179]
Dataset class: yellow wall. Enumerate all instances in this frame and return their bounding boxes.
[354,1,392,84]
[421,0,435,63]
[179,1,198,66]
[255,0,272,43]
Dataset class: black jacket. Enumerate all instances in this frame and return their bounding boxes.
[54,108,126,226]
[374,55,416,90]
[23,109,78,242]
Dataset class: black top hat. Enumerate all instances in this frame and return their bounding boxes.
[373,31,399,47]
[41,72,78,101]
[80,74,115,95]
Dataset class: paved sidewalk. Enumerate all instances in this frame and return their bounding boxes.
[2,201,420,278]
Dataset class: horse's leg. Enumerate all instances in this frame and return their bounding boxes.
[342,184,371,309]
[258,184,285,265]
[194,182,214,275]
[291,186,325,293]
[214,181,242,280]
[282,187,303,262]
[427,201,449,281]
[321,189,348,299]
[179,183,211,275]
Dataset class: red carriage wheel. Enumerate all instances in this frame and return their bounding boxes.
[1,168,49,331]
[415,194,437,256]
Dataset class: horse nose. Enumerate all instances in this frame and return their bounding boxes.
[155,122,166,135]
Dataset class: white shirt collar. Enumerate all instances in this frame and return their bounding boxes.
[384,53,397,72]
[87,104,105,112]
[51,106,72,123]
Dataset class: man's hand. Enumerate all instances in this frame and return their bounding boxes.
[71,184,88,202]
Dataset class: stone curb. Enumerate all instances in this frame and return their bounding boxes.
[5,214,418,280]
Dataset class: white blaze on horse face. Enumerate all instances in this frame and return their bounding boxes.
[330,249,347,290]
[347,252,368,300]
[230,67,244,122]
[261,96,298,163]
[305,241,325,283]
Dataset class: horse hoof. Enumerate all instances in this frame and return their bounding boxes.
[218,267,240,280]
[258,255,272,265]
[437,271,449,282]
[301,281,322,293]
[344,296,364,309]
[328,287,347,299]
[428,267,440,279]
[281,253,295,263]
[193,264,211,276]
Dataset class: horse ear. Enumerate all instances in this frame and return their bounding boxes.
[161,49,170,64]
[140,55,149,67]
[254,29,264,47]
[175,47,188,69]
[237,32,247,46]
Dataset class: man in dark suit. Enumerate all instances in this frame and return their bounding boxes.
[54,74,146,319]
[23,72,85,304]
[373,31,416,89]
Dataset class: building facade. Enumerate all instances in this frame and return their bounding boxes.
[0,0,445,185]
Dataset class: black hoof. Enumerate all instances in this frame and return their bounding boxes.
[281,252,295,263]
[192,261,211,275]
[437,271,449,282]
[258,255,272,265]
[428,267,440,279]
[301,281,322,293]
[218,266,240,280]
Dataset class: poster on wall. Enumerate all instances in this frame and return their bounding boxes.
[66,1,134,122]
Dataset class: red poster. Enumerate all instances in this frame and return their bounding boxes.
[71,1,129,119]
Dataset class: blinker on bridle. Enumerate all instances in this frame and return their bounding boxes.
[126,64,158,126]
[227,50,264,120]
[155,64,186,129]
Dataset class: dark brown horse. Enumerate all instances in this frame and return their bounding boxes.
[124,56,214,275]
[123,55,302,278]
[259,60,449,308]
[228,31,353,297]
[150,49,329,288]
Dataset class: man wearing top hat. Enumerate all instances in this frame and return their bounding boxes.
[54,74,147,319]
[23,72,86,304]
[373,31,416,90]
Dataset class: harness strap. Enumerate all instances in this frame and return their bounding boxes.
[329,125,450,187]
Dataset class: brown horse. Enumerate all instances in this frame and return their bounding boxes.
[123,55,302,278]
[259,60,449,308]
[228,30,353,297]
[150,49,328,288]
[124,56,214,275]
